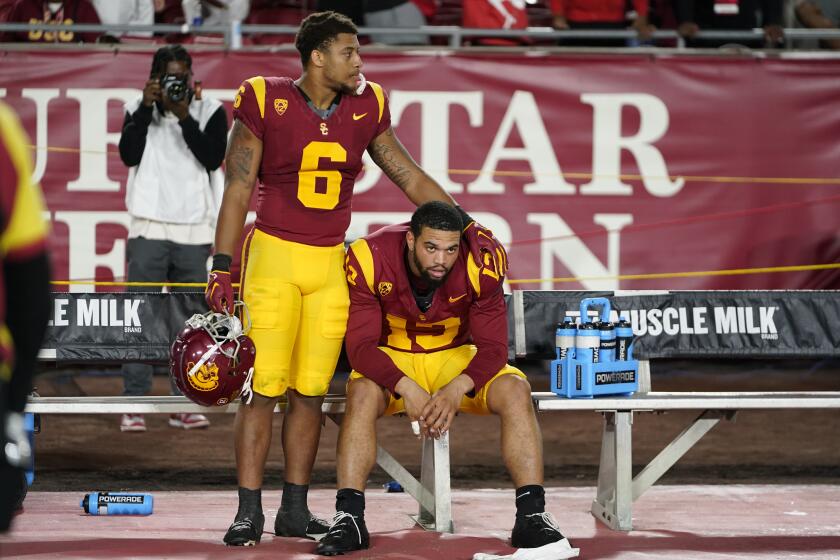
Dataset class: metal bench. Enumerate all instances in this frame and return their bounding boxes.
[27,382,840,533]
[25,394,454,532]
[533,389,840,531]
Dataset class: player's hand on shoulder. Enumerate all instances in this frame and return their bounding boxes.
[459,212,508,298]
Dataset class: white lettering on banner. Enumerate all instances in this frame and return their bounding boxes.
[52,211,131,293]
[20,89,61,184]
[77,299,142,327]
[580,93,684,197]
[49,299,70,327]
[390,91,484,194]
[65,88,137,192]
[625,306,777,336]
[468,91,575,195]
[527,213,632,290]
[714,306,778,336]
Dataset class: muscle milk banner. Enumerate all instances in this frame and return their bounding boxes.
[1,50,839,293]
[44,291,840,362]
[520,290,840,359]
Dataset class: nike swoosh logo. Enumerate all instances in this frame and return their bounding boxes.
[352,112,367,121]
[448,294,467,303]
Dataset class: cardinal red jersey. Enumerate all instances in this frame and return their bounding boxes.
[233,76,391,246]
[344,223,508,393]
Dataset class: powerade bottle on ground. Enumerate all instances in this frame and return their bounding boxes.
[556,318,577,359]
[597,321,616,362]
[615,319,633,361]
[575,322,600,363]
[81,492,153,515]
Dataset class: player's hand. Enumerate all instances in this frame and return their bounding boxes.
[142,78,161,107]
[205,254,234,314]
[396,377,431,438]
[420,375,473,439]
[463,220,508,280]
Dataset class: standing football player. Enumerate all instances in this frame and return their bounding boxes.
[208,11,504,546]
[0,101,51,532]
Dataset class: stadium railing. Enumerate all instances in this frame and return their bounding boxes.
[2,22,840,50]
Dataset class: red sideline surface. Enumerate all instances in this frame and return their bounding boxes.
[2,486,840,559]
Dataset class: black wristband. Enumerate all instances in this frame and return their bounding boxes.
[212,253,232,272]
[454,206,474,230]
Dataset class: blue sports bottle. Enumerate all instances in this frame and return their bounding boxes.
[555,318,577,360]
[81,492,153,515]
[615,319,633,361]
[574,322,600,363]
[597,321,616,362]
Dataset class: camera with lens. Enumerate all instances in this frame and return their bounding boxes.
[160,74,192,103]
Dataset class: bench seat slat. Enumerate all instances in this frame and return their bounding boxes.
[533,391,840,411]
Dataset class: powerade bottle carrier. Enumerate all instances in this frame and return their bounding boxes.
[81,492,153,515]
[551,297,639,398]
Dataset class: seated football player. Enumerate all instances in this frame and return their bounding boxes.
[316,201,577,557]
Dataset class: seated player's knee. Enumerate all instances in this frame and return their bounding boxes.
[488,374,533,413]
[347,378,385,410]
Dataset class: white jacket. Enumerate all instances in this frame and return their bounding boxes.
[123,95,224,226]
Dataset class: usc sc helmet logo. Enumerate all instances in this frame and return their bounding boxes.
[274,98,288,116]
[378,282,392,297]
[186,361,220,392]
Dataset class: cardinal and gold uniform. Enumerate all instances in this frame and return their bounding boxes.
[344,224,523,415]
[0,103,49,381]
[233,76,391,397]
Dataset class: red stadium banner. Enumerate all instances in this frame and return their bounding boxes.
[1,50,838,291]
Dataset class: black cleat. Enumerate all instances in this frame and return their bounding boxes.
[316,511,370,556]
[511,512,567,549]
[223,513,264,547]
[275,508,330,540]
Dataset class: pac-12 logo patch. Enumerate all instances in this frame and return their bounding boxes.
[274,98,288,116]
[378,282,392,297]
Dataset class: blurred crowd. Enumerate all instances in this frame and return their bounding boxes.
[0,0,838,49]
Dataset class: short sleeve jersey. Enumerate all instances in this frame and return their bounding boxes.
[233,76,391,246]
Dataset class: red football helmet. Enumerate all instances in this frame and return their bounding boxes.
[169,306,256,407]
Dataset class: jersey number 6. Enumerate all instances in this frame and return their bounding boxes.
[298,141,347,210]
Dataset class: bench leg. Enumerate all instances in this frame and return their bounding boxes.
[413,433,454,533]
[591,411,633,531]
[329,413,454,533]
[632,410,732,500]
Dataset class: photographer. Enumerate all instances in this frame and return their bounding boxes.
[117,44,228,433]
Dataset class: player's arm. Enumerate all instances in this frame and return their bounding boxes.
[367,127,454,206]
[214,120,260,258]
[420,287,508,437]
[461,286,509,392]
[205,120,260,313]
[344,242,431,425]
